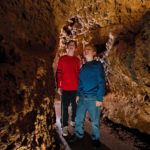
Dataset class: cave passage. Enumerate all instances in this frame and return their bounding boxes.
[0,1,150,150]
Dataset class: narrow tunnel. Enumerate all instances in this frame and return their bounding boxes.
[0,0,150,150]
[53,13,150,149]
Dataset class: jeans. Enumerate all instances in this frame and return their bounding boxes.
[75,95,101,140]
[61,90,77,127]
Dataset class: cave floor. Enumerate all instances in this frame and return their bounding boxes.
[54,95,147,150]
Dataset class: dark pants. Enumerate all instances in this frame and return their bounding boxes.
[61,90,77,127]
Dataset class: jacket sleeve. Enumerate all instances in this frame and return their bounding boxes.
[97,63,105,101]
[77,59,81,80]
[56,57,63,89]
[76,67,83,96]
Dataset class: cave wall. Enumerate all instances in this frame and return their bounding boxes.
[0,0,58,149]
[103,12,150,134]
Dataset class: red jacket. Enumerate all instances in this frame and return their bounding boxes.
[56,55,80,91]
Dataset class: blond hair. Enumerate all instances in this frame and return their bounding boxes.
[84,44,97,53]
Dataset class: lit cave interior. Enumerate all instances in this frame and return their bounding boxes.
[0,0,150,150]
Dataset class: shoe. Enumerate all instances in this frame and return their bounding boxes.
[69,134,81,143]
[62,126,68,136]
[70,121,75,127]
[92,140,101,149]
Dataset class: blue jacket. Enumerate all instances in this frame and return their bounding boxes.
[77,60,105,101]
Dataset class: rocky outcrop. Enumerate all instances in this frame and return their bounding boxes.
[103,12,150,134]
[0,41,57,149]
[52,0,150,51]
[0,0,58,149]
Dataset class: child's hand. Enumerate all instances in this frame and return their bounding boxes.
[96,101,102,107]
[76,96,79,104]
[57,88,62,96]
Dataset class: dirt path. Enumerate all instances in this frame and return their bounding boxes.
[54,99,141,150]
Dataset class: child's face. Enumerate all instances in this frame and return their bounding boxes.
[67,42,76,51]
[83,46,96,57]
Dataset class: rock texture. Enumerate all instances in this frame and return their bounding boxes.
[0,0,59,149]
[0,0,150,149]
[0,41,57,149]
[103,12,150,135]
[52,0,150,51]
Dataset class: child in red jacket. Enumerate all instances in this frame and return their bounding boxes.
[56,40,80,136]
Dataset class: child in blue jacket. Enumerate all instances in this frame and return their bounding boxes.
[69,44,105,149]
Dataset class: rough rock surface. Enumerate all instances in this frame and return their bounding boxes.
[0,0,150,149]
[52,0,150,51]
[103,12,150,135]
[0,41,57,149]
[0,0,58,149]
